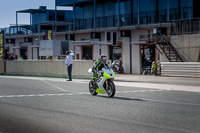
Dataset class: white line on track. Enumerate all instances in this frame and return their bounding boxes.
[0,93,77,98]
[40,80,68,92]
[1,76,200,93]
[142,98,200,106]
[0,90,167,99]
[117,90,170,93]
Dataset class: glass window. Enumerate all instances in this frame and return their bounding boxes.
[133,0,138,25]
[75,7,84,19]
[120,1,131,15]
[32,13,46,24]
[140,0,156,24]
[181,0,193,19]
[140,0,156,12]
[158,0,167,22]
[96,4,104,17]
[169,0,179,20]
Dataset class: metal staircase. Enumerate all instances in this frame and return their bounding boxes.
[157,33,183,62]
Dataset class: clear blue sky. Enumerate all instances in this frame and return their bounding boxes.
[0,0,56,28]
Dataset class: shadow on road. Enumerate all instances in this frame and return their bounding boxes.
[97,95,146,101]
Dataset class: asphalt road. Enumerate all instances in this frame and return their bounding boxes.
[0,76,200,133]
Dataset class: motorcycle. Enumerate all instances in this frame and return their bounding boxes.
[88,67,116,97]
[111,59,124,74]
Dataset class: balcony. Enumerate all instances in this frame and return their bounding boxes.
[0,22,74,37]
[0,25,32,36]
[139,34,157,42]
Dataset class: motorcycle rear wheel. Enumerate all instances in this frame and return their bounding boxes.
[89,81,98,96]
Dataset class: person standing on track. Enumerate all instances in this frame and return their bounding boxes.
[65,51,73,81]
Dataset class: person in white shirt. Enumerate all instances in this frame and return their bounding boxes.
[65,51,73,81]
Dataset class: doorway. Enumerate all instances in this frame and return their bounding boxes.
[141,46,155,73]
[110,46,122,61]
[20,47,28,60]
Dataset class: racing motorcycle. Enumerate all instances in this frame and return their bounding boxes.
[88,67,116,97]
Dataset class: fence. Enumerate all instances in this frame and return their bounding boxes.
[161,62,200,78]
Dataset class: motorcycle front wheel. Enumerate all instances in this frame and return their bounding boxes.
[106,81,116,97]
[89,81,98,96]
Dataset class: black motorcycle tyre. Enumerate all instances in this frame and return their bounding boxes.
[106,81,116,97]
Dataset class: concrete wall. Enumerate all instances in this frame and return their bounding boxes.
[27,43,32,60]
[131,29,147,74]
[122,37,130,73]
[55,35,66,40]
[132,45,141,74]
[93,45,100,60]
[6,60,93,78]
[75,33,90,41]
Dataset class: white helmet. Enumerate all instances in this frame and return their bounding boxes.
[100,54,107,64]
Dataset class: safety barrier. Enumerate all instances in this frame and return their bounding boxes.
[5,60,93,78]
[161,62,200,78]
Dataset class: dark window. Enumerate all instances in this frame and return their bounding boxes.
[82,47,92,60]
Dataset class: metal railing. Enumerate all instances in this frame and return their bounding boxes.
[171,18,200,35]
[139,34,157,41]
[157,33,183,62]
[96,15,118,29]
[75,18,94,30]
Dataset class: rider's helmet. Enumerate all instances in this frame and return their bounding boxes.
[99,54,107,64]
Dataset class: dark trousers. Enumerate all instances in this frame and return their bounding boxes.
[68,64,72,81]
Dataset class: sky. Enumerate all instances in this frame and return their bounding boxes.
[0,0,57,28]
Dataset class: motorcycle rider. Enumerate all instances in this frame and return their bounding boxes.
[92,54,109,80]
